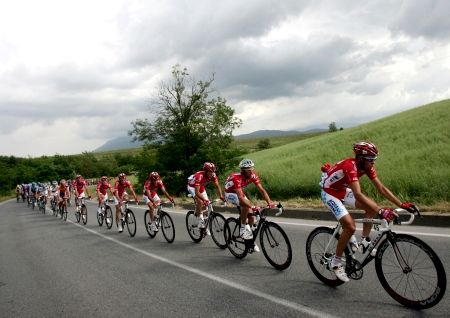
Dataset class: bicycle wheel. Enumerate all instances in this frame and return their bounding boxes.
[209,213,227,249]
[186,211,203,243]
[63,206,68,221]
[144,210,157,238]
[104,206,113,229]
[161,212,175,243]
[97,208,103,226]
[260,222,292,270]
[81,205,88,225]
[305,227,345,287]
[375,233,446,309]
[225,218,248,259]
[125,209,137,237]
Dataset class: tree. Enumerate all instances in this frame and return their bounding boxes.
[328,122,338,132]
[129,65,242,193]
[257,138,271,150]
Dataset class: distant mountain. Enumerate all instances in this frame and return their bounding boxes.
[234,129,326,140]
[94,136,145,152]
[95,129,327,152]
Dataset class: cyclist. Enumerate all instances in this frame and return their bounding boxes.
[73,175,91,212]
[37,182,49,207]
[143,172,175,232]
[57,179,70,211]
[187,162,224,234]
[224,159,275,252]
[320,141,419,282]
[96,176,114,223]
[113,173,139,233]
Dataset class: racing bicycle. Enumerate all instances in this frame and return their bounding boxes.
[97,200,114,229]
[305,208,446,309]
[224,203,292,270]
[185,199,228,249]
[144,201,175,243]
[74,196,88,225]
[118,201,137,237]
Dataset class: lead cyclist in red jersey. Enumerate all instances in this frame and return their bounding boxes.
[224,159,274,246]
[74,175,91,200]
[320,141,419,282]
[187,162,224,231]
[143,172,175,232]
[96,176,114,214]
[113,173,139,233]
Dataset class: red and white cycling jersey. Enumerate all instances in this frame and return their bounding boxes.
[96,181,112,195]
[143,179,165,196]
[114,180,132,197]
[74,179,87,194]
[224,172,261,193]
[187,171,218,192]
[321,158,377,200]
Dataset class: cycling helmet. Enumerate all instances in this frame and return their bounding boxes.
[52,181,58,186]
[60,179,66,185]
[353,141,378,158]
[76,174,82,179]
[101,176,108,181]
[203,162,216,172]
[149,172,160,180]
[239,159,255,169]
[118,173,126,179]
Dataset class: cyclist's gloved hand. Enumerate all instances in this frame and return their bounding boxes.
[267,202,275,209]
[168,196,175,204]
[378,208,396,222]
[400,202,419,214]
[203,199,210,206]
[220,195,225,202]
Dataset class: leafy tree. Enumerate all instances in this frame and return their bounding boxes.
[329,122,338,132]
[257,138,271,150]
[130,65,242,193]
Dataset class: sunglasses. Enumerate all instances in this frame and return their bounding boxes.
[364,157,377,163]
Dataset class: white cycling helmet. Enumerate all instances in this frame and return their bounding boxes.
[239,159,255,169]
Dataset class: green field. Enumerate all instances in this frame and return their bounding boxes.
[227,99,450,209]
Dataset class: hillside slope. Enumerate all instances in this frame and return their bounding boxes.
[239,99,450,204]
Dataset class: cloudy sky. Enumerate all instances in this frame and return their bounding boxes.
[1,0,449,157]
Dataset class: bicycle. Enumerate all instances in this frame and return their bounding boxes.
[37,195,46,214]
[185,199,228,249]
[74,196,88,225]
[97,200,114,229]
[145,201,176,243]
[118,201,137,237]
[50,194,58,215]
[224,203,292,270]
[305,208,446,309]
[58,198,68,221]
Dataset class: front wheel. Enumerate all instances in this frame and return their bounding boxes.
[161,212,175,243]
[125,209,137,237]
[260,222,292,270]
[209,213,227,249]
[104,206,113,229]
[186,211,202,243]
[305,227,344,287]
[81,205,88,225]
[375,233,447,309]
[75,209,81,223]
[62,205,68,221]
[225,218,248,259]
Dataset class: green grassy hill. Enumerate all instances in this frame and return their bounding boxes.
[233,99,450,206]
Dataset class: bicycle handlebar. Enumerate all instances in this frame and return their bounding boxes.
[393,208,416,225]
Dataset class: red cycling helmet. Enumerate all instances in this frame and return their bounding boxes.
[76,174,82,179]
[101,176,108,181]
[353,141,378,158]
[118,173,126,179]
[203,162,216,172]
[149,172,160,180]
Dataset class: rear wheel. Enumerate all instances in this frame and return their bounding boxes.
[210,213,227,249]
[97,207,103,226]
[63,205,68,221]
[225,218,248,259]
[125,209,137,237]
[375,233,447,309]
[81,205,88,225]
[260,222,292,270]
[161,212,175,243]
[305,226,344,287]
[186,211,202,243]
[144,210,157,238]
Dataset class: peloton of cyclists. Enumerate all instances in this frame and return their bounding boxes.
[113,173,139,233]
[143,172,175,232]
[319,141,419,282]
[187,162,224,235]
[224,159,275,252]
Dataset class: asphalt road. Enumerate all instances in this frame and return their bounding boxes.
[1,199,449,318]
